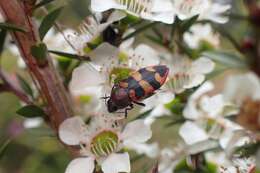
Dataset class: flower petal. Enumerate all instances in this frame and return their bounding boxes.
[65,157,95,173]
[107,10,127,23]
[199,94,224,118]
[133,44,160,67]
[99,11,127,32]
[223,73,260,104]
[70,63,105,94]
[101,153,130,173]
[192,57,215,74]
[121,120,152,145]
[23,117,43,129]
[91,0,123,12]
[88,43,119,66]
[179,121,208,145]
[124,142,159,158]
[59,117,86,145]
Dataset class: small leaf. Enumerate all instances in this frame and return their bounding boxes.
[39,7,63,40]
[130,154,144,162]
[145,34,164,46]
[133,109,153,120]
[181,15,199,32]
[34,0,55,9]
[16,74,34,98]
[234,142,260,157]
[203,51,248,68]
[0,22,26,32]
[122,22,157,41]
[31,43,48,65]
[0,139,11,159]
[49,50,90,61]
[0,29,7,54]
[16,105,46,118]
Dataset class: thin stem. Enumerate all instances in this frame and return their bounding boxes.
[0,70,32,104]
[0,0,76,152]
[122,22,158,41]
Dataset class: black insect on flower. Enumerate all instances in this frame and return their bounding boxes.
[103,65,169,117]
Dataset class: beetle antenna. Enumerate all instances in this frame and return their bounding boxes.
[100,94,110,106]
[100,94,110,100]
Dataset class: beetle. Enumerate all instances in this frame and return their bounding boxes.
[103,65,169,117]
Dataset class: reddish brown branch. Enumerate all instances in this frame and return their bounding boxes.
[0,0,73,131]
[0,70,32,104]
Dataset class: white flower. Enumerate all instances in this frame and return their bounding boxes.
[59,115,152,173]
[66,11,126,54]
[23,117,43,129]
[184,24,220,49]
[172,0,231,23]
[166,55,215,93]
[180,82,242,147]
[179,121,209,145]
[223,72,260,105]
[91,0,175,24]
[206,152,256,173]
[124,142,159,158]
[69,43,161,109]
[159,148,180,173]
[219,157,256,173]
[44,29,75,54]
[143,91,174,125]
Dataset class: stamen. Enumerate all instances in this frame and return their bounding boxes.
[90,131,119,157]
[117,0,152,15]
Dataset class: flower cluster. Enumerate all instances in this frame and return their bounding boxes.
[32,0,257,173]
[59,115,152,173]
[91,0,231,24]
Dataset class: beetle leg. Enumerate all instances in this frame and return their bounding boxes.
[133,101,146,107]
[100,96,110,99]
[124,104,134,118]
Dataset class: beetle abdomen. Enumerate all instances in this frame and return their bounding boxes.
[119,65,169,101]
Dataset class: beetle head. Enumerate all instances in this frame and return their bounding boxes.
[107,99,118,113]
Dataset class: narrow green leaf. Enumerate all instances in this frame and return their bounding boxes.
[34,0,56,9]
[16,74,34,98]
[164,118,186,128]
[31,43,48,65]
[130,154,144,163]
[234,142,260,157]
[49,50,91,61]
[39,7,63,40]
[0,22,26,32]
[206,65,228,80]
[181,15,199,32]
[123,22,157,41]
[203,51,248,68]
[0,29,7,54]
[211,24,241,52]
[16,105,46,118]
[133,109,153,120]
[0,139,11,159]
[145,34,164,46]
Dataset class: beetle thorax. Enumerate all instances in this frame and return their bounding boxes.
[107,87,131,112]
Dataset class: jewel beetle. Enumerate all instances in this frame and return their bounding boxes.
[103,65,169,117]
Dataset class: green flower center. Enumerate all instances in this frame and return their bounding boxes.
[90,131,119,157]
[79,95,92,104]
[83,36,103,54]
[109,67,133,84]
